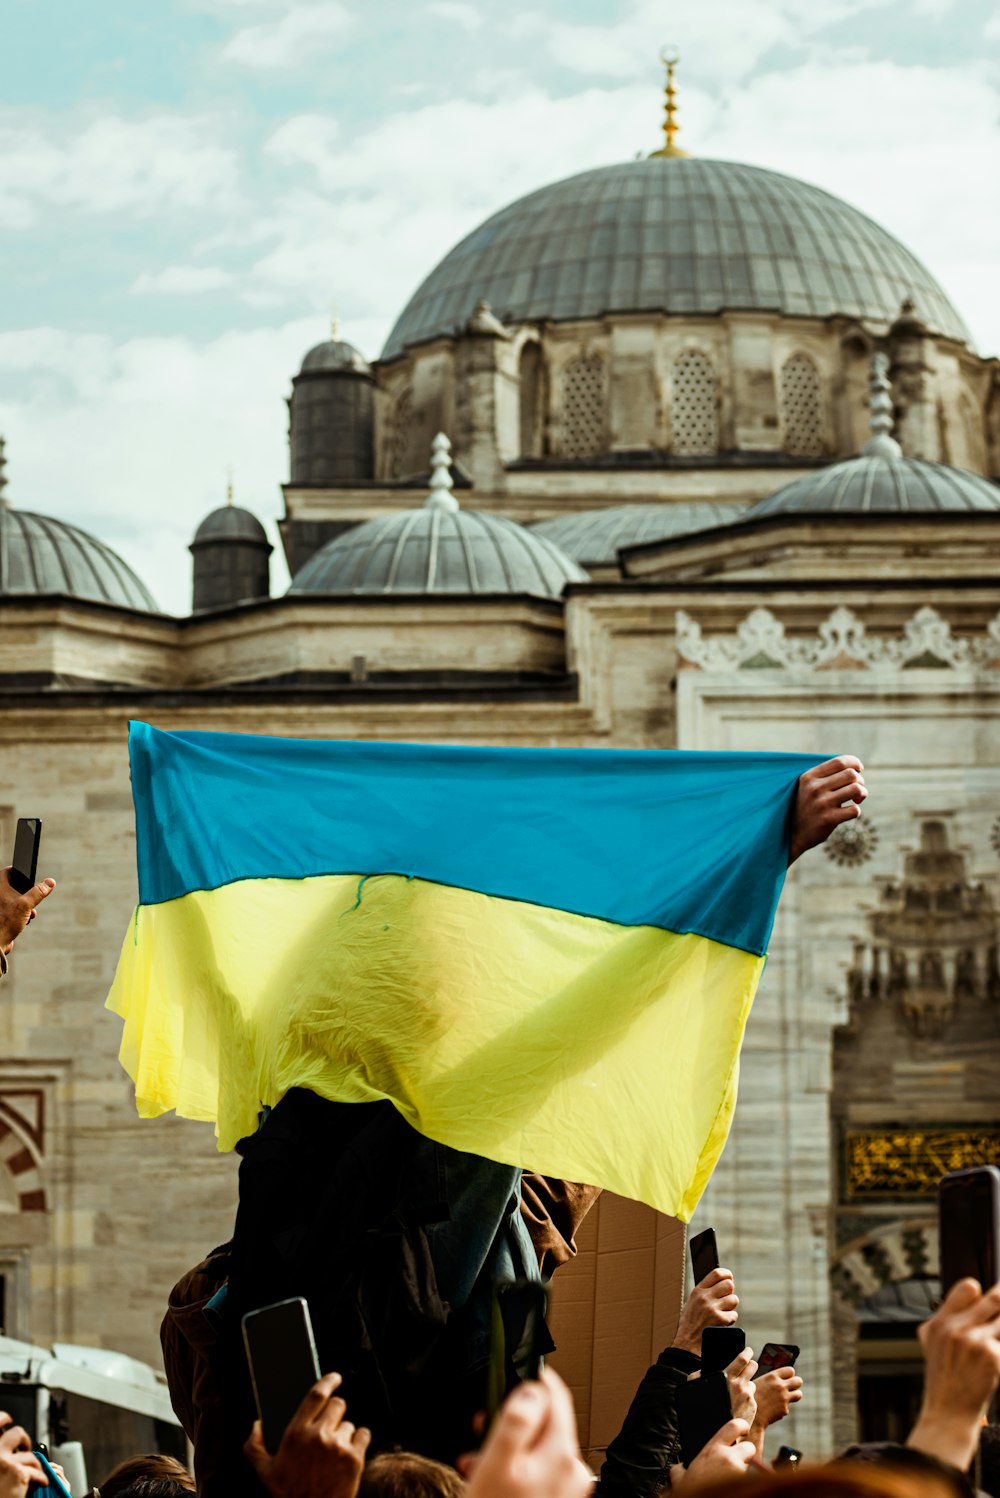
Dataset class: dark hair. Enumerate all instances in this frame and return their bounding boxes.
[359,1451,465,1498]
[94,1453,195,1498]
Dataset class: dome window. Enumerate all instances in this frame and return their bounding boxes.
[780,353,826,458]
[670,350,719,457]
[560,352,608,459]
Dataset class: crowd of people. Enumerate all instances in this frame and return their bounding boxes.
[0,759,997,1498]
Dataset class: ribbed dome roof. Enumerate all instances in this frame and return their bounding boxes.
[289,508,587,596]
[300,339,372,376]
[747,457,1000,516]
[532,502,749,564]
[0,507,157,611]
[382,157,970,360]
[192,505,270,546]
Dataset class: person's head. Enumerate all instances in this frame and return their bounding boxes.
[359,1451,465,1498]
[94,1452,195,1498]
[675,1461,963,1498]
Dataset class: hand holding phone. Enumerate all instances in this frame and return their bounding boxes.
[676,1372,732,1466]
[28,1449,74,1498]
[243,1297,322,1455]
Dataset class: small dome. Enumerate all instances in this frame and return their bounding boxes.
[289,508,587,596]
[532,502,749,564]
[0,506,157,611]
[746,456,1000,516]
[192,505,270,547]
[299,340,372,376]
[382,157,970,359]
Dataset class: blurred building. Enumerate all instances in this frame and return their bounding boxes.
[1,61,999,1459]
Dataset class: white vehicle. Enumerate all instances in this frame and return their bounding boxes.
[0,1335,185,1496]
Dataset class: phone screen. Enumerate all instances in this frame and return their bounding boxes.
[10,819,41,896]
[242,1298,321,1454]
[689,1227,719,1286]
[754,1342,799,1378]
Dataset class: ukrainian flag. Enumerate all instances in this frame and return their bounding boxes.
[107,723,821,1219]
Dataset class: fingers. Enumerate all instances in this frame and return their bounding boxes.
[243,1420,269,1471]
[811,756,863,776]
[725,1348,755,1377]
[700,1267,736,1290]
[539,1367,581,1452]
[0,1423,32,1455]
[295,1371,344,1427]
[25,879,56,911]
[484,1381,550,1463]
[352,1426,372,1456]
[717,1418,751,1444]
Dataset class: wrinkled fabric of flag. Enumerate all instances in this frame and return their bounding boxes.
[107,722,823,1219]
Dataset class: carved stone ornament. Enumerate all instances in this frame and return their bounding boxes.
[825,816,879,867]
[676,605,1000,674]
[845,819,999,1040]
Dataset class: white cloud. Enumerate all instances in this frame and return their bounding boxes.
[131,265,236,295]
[699,58,1000,351]
[0,114,241,228]
[0,322,328,613]
[985,10,1000,37]
[427,1,484,32]
[509,0,894,84]
[223,1,353,68]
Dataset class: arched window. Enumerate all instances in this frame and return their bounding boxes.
[780,354,825,457]
[671,351,719,457]
[561,353,607,459]
[390,388,413,479]
[519,343,544,459]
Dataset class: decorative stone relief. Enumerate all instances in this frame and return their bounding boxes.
[845,818,999,1040]
[825,817,879,868]
[992,816,1000,859]
[676,604,1000,674]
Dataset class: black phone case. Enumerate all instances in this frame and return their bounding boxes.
[700,1324,746,1372]
[689,1227,719,1284]
[940,1165,1000,1296]
[676,1371,732,1466]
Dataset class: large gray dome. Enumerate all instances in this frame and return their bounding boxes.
[289,506,587,596]
[300,339,372,376]
[0,507,157,611]
[747,456,1000,516]
[532,502,748,564]
[382,157,970,360]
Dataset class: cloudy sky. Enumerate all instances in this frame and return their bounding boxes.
[2,0,998,612]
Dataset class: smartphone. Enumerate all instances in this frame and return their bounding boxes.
[28,1450,73,1498]
[700,1324,746,1372]
[486,1280,551,1424]
[689,1227,719,1286]
[754,1342,800,1378]
[775,1446,803,1469]
[676,1371,732,1466]
[939,1166,1000,1296]
[242,1297,321,1455]
[9,819,41,896]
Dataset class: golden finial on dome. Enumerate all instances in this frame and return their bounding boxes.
[226,466,234,506]
[650,47,689,159]
[330,308,340,340]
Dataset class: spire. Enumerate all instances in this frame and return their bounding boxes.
[0,437,7,508]
[424,432,459,513]
[330,311,339,340]
[226,466,234,506]
[650,48,688,159]
[862,351,903,460]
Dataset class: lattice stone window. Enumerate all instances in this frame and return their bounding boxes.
[391,388,413,478]
[561,353,607,459]
[780,354,825,457]
[671,351,719,457]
